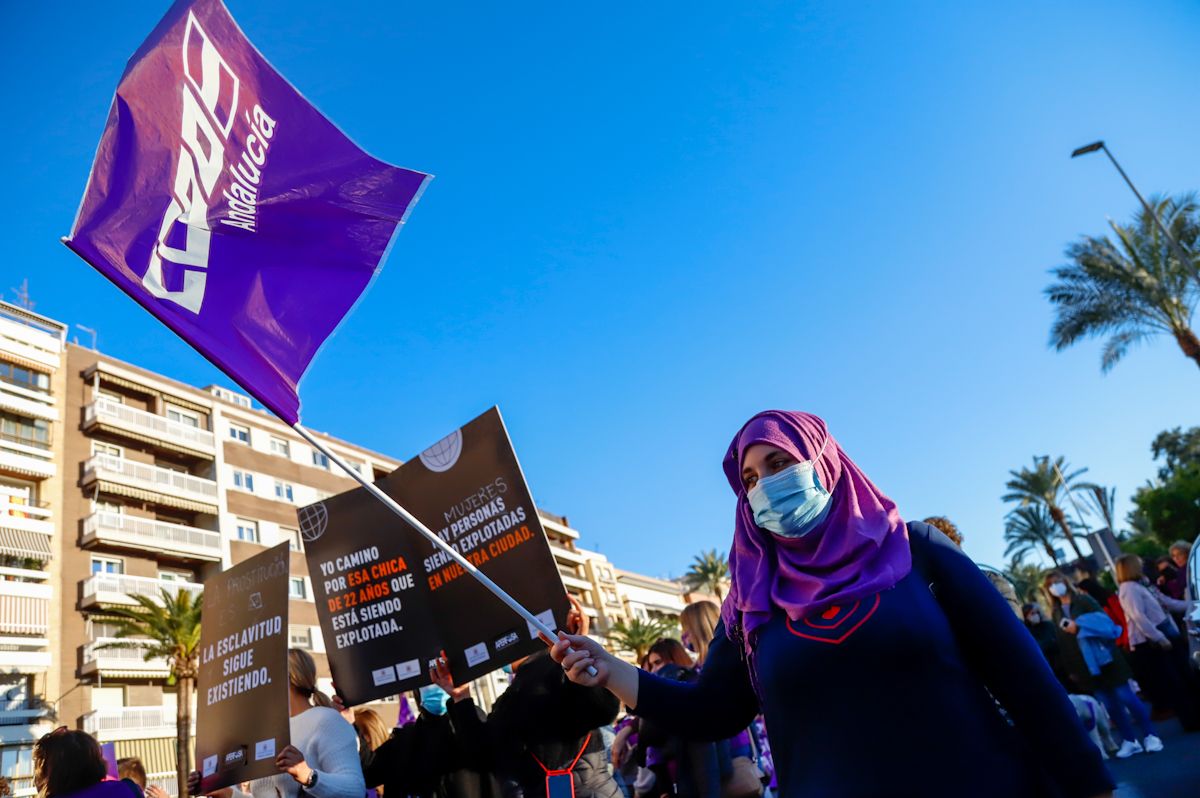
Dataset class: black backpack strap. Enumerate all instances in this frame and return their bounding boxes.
[906,521,939,600]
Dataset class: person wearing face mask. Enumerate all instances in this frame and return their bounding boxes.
[550,410,1113,798]
[1024,603,1070,690]
[436,595,622,798]
[358,682,500,798]
[1043,572,1158,758]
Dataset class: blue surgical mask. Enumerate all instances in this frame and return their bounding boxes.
[747,440,832,538]
[418,685,450,716]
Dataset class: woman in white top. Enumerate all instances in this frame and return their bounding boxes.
[1114,554,1200,732]
[190,648,365,798]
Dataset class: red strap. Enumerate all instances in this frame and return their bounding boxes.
[529,733,593,775]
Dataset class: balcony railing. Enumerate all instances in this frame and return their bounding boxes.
[84,455,218,506]
[0,581,49,636]
[81,512,221,562]
[84,397,214,454]
[0,382,57,422]
[0,436,53,479]
[81,573,203,609]
[82,705,190,740]
[0,497,52,536]
[81,637,169,676]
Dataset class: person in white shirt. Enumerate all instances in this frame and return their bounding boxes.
[189,648,365,798]
[1114,554,1200,732]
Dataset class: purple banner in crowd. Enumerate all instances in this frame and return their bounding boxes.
[64,0,430,423]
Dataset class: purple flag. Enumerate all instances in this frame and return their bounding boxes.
[64,0,430,423]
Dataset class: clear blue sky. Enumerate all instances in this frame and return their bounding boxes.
[4,1,1198,576]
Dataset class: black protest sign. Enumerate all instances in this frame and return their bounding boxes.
[301,407,569,704]
[299,480,441,705]
[196,543,291,792]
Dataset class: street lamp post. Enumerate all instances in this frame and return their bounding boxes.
[1071,140,1194,273]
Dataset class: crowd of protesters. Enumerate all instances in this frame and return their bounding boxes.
[23,410,1199,798]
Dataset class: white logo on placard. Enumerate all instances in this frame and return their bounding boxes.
[526,609,556,640]
[495,631,519,651]
[298,502,328,542]
[419,430,463,473]
[254,738,276,761]
[464,642,489,667]
[202,755,217,777]
[372,666,398,686]
[248,592,263,610]
[395,659,420,680]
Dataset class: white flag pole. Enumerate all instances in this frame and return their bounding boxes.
[292,423,596,675]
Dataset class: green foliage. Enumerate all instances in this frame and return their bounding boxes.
[1003,456,1096,559]
[1131,465,1200,547]
[96,588,203,676]
[682,548,729,600]
[607,616,677,662]
[1003,505,1063,566]
[1003,559,1047,604]
[1119,533,1169,560]
[1151,426,1200,481]
[94,588,202,798]
[1045,193,1200,372]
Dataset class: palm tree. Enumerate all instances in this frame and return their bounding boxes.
[1003,506,1064,568]
[1003,559,1048,604]
[97,589,202,797]
[1082,485,1117,532]
[607,616,676,662]
[682,549,729,600]
[1003,456,1096,560]
[1046,193,1200,371]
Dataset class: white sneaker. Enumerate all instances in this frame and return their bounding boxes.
[1143,735,1164,752]
[1116,740,1144,758]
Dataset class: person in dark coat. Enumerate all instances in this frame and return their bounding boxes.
[438,596,622,798]
[551,410,1114,798]
[359,687,500,798]
[1023,602,1070,690]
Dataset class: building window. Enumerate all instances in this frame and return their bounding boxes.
[0,412,50,450]
[0,745,34,781]
[228,424,250,444]
[232,470,255,492]
[289,625,313,649]
[235,519,259,543]
[0,363,49,394]
[97,389,124,404]
[288,577,307,600]
[166,405,201,428]
[274,481,294,502]
[91,441,122,458]
[312,451,329,470]
[269,437,291,458]
[158,570,193,583]
[90,556,124,575]
[281,527,302,552]
[349,461,363,474]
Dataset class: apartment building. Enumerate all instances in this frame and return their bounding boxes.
[0,303,65,793]
[0,298,709,792]
[58,343,400,791]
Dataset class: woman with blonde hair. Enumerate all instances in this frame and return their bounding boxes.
[190,648,365,798]
[1114,554,1199,731]
[680,602,721,667]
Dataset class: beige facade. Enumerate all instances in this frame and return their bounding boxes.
[0,301,713,792]
[54,343,400,793]
[0,303,66,796]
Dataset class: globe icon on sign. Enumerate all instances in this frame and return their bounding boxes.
[419,429,463,473]
[298,502,328,542]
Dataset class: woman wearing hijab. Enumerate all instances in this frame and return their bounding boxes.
[552,410,1113,798]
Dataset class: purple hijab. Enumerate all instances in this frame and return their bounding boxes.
[720,410,912,650]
